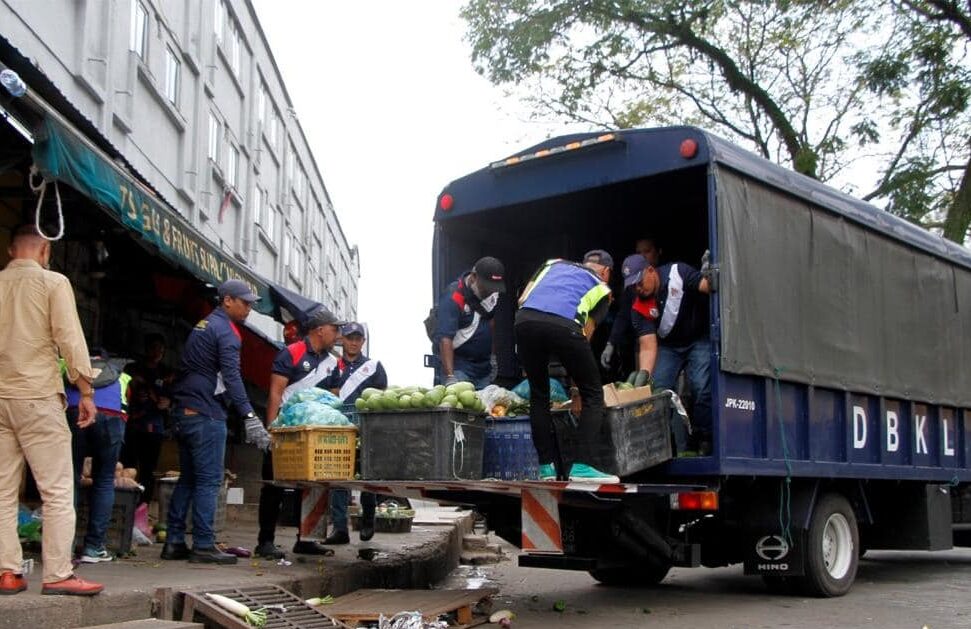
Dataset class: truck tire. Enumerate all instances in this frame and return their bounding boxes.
[589,562,671,586]
[797,492,859,597]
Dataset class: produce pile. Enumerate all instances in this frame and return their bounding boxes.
[611,369,653,390]
[354,381,487,413]
[270,387,353,428]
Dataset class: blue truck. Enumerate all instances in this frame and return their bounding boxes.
[422,126,971,597]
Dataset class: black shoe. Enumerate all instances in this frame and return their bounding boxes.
[160,542,190,560]
[359,519,375,542]
[189,547,238,564]
[293,539,337,554]
[320,530,350,546]
[254,541,285,560]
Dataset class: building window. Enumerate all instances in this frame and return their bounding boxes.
[214,0,225,43]
[230,23,242,77]
[282,231,292,270]
[257,82,267,126]
[164,47,180,105]
[292,244,305,280]
[285,143,295,187]
[208,112,220,162]
[130,0,148,58]
[227,144,239,188]
[268,109,280,152]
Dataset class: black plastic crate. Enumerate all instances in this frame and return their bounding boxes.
[360,409,485,480]
[74,486,141,555]
[554,391,674,477]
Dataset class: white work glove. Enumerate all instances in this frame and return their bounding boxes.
[244,414,271,451]
[600,342,615,369]
[444,374,458,387]
[701,249,718,292]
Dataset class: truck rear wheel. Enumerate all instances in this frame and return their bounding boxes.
[798,492,859,597]
[589,562,671,586]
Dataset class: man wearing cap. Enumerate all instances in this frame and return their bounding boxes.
[254,308,343,559]
[515,250,619,483]
[319,322,387,544]
[434,256,506,389]
[600,253,650,375]
[629,260,713,454]
[162,279,269,565]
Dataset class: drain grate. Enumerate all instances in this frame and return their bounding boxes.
[182,584,346,629]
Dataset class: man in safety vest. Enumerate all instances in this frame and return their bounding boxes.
[434,256,506,389]
[515,250,620,483]
[65,353,131,564]
[629,257,714,454]
[319,322,387,544]
[254,307,343,559]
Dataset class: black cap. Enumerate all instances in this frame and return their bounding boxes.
[306,306,345,330]
[218,279,260,303]
[583,249,614,269]
[471,256,506,294]
[341,322,366,337]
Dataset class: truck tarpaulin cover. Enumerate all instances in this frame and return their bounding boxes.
[716,168,971,408]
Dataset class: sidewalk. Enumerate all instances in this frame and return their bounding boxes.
[0,504,473,629]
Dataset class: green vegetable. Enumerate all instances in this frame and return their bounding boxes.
[361,387,381,400]
[553,600,566,612]
[458,390,477,407]
[354,398,367,411]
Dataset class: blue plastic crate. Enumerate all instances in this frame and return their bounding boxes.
[484,416,539,480]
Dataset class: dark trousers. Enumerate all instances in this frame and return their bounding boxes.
[258,452,283,544]
[330,489,375,533]
[166,411,225,549]
[69,409,125,552]
[515,319,604,466]
[120,426,163,503]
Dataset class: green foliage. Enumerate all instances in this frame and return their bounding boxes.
[461,0,971,244]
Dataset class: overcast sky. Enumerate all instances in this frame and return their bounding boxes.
[252,1,562,385]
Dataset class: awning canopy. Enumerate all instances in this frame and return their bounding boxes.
[268,281,325,328]
[30,114,274,315]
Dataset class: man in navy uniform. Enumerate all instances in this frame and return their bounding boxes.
[319,322,387,544]
[434,257,506,389]
[162,279,270,564]
[253,308,344,559]
[629,259,714,454]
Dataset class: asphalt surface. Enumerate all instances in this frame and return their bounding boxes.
[444,543,971,628]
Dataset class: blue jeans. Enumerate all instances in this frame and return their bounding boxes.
[166,411,226,549]
[452,365,492,390]
[330,489,375,533]
[69,409,125,552]
[653,338,712,451]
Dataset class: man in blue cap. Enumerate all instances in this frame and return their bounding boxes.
[162,279,269,564]
[319,322,387,544]
[629,259,714,454]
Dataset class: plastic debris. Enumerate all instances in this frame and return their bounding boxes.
[378,611,448,629]
[276,558,292,566]
[489,609,515,623]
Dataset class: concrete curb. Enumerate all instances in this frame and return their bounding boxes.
[0,513,473,629]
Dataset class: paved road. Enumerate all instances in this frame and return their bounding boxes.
[445,544,971,628]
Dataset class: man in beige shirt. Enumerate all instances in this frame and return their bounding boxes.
[0,225,104,596]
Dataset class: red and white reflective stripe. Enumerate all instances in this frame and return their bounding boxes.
[521,488,563,554]
[299,487,329,540]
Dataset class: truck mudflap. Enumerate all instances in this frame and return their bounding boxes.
[743,530,808,576]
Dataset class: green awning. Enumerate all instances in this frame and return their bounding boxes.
[31,116,274,314]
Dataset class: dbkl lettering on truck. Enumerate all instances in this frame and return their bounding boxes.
[852,405,956,456]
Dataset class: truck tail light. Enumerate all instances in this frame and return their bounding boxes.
[671,491,718,511]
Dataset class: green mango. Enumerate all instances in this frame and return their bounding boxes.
[354,397,367,411]
[412,395,426,409]
[367,396,384,411]
[458,390,477,407]
[361,387,381,400]
[398,394,412,408]
[441,394,458,407]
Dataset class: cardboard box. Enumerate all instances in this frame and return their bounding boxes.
[602,383,653,407]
